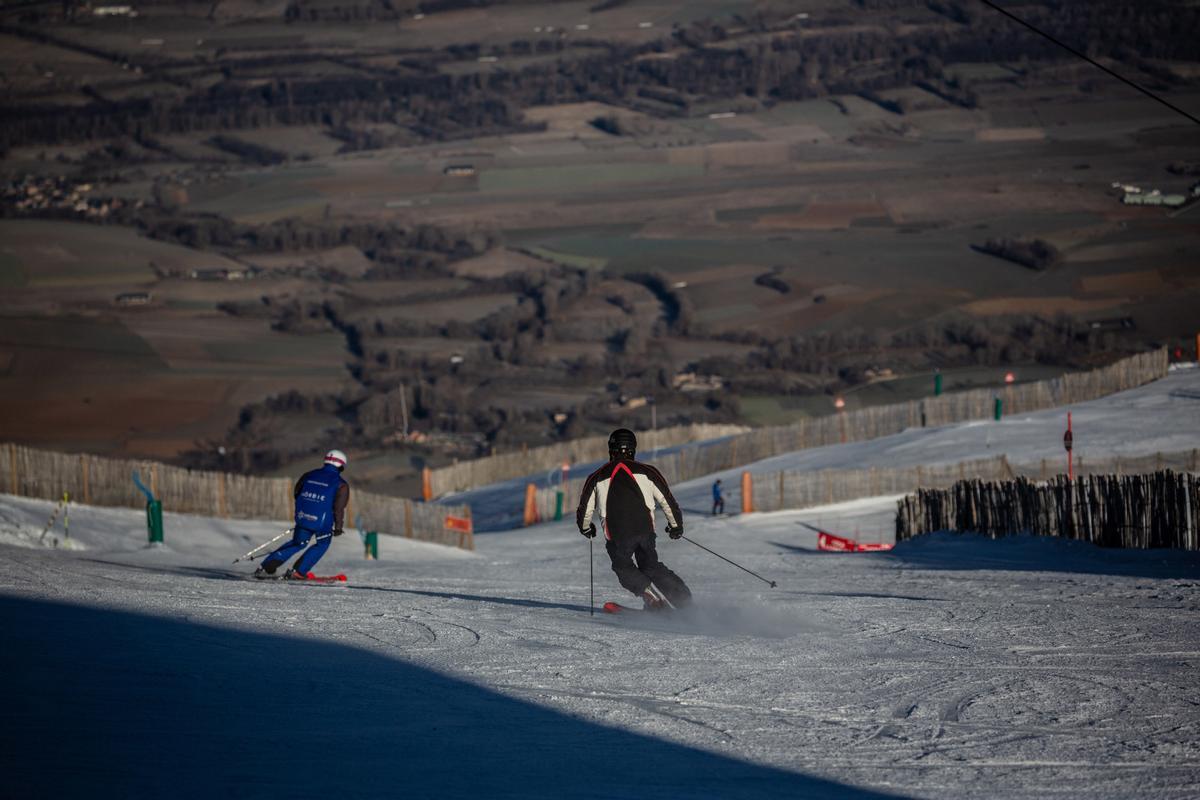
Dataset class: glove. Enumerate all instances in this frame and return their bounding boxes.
[333,528,344,537]
[666,524,683,540]
[580,523,597,539]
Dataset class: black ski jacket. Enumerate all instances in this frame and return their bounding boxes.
[577,458,681,541]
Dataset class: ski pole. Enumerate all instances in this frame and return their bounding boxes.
[589,537,594,616]
[681,535,777,588]
[233,529,292,564]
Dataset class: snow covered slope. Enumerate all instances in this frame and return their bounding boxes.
[457,368,1200,530]
[672,367,1200,514]
[2,492,1199,799]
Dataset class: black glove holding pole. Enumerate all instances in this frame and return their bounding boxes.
[580,523,597,539]
[666,524,683,540]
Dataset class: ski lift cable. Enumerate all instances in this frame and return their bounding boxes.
[975,0,1200,128]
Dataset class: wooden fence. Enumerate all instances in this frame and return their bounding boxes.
[532,457,1016,527]
[920,349,1168,426]
[428,423,748,497]
[896,470,1200,550]
[433,349,1168,497]
[748,457,1013,513]
[532,449,1199,530]
[3,443,473,550]
[749,449,1200,516]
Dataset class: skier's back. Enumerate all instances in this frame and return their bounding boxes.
[255,449,349,580]
[577,428,691,609]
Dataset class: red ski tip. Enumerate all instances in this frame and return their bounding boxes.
[817,532,894,553]
[602,602,626,614]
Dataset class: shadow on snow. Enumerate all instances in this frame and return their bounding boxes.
[886,532,1200,579]
[0,596,907,800]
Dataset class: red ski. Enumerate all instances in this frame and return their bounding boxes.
[295,573,347,583]
[603,601,675,614]
[251,572,347,583]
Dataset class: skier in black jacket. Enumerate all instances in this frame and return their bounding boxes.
[576,428,692,609]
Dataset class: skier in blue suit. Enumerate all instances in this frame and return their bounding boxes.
[255,449,350,580]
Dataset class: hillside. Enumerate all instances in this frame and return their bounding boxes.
[3,0,1198,487]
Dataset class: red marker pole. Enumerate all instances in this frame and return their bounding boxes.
[1064,412,1074,481]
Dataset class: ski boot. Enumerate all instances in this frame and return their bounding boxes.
[284,568,309,581]
[641,590,667,612]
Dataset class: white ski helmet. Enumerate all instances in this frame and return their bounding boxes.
[323,449,348,470]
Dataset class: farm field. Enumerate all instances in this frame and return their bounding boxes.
[2,0,1198,476]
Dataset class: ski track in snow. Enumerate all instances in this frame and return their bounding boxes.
[2,373,1200,797]
[1,488,1200,798]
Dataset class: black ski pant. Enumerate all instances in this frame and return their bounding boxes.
[606,532,691,607]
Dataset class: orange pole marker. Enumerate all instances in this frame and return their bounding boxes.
[523,483,539,526]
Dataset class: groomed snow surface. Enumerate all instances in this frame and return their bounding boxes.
[3,496,1200,798]
[2,371,1200,799]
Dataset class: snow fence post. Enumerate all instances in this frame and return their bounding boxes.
[993,396,1003,421]
[741,471,753,514]
[364,531,378,560]
[147,500,164,544]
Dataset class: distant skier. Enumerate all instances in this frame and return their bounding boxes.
[712,479,725,516]
[577,428,691,610]
[255,450,349,580]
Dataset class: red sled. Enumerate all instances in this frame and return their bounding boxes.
[817,532,893,553]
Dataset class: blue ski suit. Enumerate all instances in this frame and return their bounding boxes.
[262,464,349,574]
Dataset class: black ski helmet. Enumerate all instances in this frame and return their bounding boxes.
[608,428,637,459]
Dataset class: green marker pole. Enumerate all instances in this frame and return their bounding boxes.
[147,499,164,543]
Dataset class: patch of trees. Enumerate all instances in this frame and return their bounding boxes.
[268,298,340,335]
[754,270,790,294]
[914,77,977,109]
[328,124,413,153]
[207,134,289,166]
[181,388,353,473]
[6,0,1197,152]
[971,238,1060,271]
[589,115,623,135]
[141,211,489,262]
[858,90,906,115]
[625,271,693,334]
[590,0,631,11]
